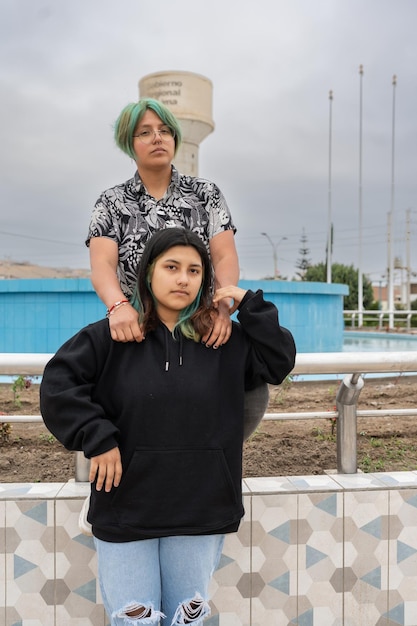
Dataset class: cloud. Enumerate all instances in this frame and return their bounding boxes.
[0,0,416,280]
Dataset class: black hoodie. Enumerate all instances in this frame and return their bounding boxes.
[40,290,296,542]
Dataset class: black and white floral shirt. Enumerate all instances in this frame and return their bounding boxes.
[86,167,236,297]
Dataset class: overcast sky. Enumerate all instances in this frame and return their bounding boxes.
[1,0,416,283]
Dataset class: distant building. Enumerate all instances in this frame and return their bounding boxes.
[372,282,417,309]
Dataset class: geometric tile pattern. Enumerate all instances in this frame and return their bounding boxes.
[2,471,417,625]
[1,482,107,626]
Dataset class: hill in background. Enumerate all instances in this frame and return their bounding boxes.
[0,260,90,280]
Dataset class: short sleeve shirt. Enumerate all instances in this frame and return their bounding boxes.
[86,167,236,298]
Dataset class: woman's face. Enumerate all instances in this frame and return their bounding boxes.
[150,245,203,326]
[133,109,176,169]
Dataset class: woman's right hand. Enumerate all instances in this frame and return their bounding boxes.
[89,238,143,342]
[108,302,144,342]
[90,446,123,492]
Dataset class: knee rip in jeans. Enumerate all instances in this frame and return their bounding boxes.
[115,602,164,624]
[173,593,210,625]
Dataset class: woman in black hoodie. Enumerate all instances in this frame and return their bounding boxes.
[40,227,296,626]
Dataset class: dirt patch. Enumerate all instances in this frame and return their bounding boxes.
[1,376,417,482]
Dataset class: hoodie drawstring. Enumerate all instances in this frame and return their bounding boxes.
[178,333,183,367]
[163,327,183,371]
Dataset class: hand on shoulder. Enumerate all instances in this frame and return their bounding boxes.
[213,286,247,315]
[108,303,144,343]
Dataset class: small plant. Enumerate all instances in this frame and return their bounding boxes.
[327,405,337,436]
[312,425,335,442]
[327,385,336,398]
[370,437,383,448]
[0,412,11,443]
[359,452,386,473]
[271,374,293,405]
[39,433,56,444]
[329,417,337,436]
[374,459,386,471]
[360,454,372,471]
[11,375,33,408]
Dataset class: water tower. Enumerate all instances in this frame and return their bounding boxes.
[138,70,214,176]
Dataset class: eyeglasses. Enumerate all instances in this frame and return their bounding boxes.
[133,127,176,144]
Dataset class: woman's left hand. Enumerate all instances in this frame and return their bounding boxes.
[202,286,248,349]
[213,285,247,312]
[202,299,231,348]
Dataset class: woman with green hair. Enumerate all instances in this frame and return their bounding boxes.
[86,97,270,438]
[86,97,237,349]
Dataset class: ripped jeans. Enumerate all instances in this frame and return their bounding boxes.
[94,534,225,625]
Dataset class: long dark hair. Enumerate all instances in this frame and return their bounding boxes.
[131,228,216,340]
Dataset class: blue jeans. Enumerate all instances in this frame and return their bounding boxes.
[94,534,225,625]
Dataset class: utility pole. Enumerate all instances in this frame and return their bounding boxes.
[406,208,411,310]
[326,90,333,283]
[388,75,397,329]
[358,65,364,326]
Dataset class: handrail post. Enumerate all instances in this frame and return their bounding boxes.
[75,451,90,482]
[336,373,364,473]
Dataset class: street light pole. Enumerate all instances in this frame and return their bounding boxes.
[261,232,277,278]
[358,65,364,326]
[261,233,287,279]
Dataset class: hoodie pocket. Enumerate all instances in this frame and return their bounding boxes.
[111,448,241,532]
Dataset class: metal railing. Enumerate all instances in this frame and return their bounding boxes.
[344,309,416,331]
[1,352,417,476]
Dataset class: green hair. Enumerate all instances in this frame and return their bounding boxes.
[170,284,205,341]
[114,98,182,160]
